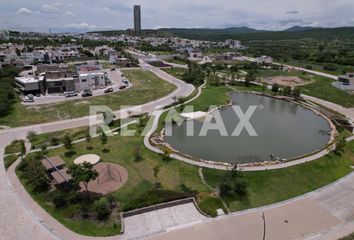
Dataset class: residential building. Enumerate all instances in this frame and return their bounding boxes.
[256,55,273,64]
[333,73,354,91]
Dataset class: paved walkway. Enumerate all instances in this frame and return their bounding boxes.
[123,203,208,240]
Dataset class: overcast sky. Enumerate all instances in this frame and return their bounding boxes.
[1,0,354,32]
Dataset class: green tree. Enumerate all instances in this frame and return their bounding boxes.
[283,86,291,96]
[133,144,142,162]
[20,140,26,159]
[85,132,92,150]
[23,158,49,192]
[271,83,279,93]
[292,88,301,98]
[63,134,73,150]
[68,162,99,198]
[335,137,347,155]
[100,131,108,151]
[153,165,160,183]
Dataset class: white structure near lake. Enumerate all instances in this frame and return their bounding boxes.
[332,73,354,91]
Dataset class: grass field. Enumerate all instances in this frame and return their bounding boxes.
[4,139,24,154]
[0,69,176,127]
[300,75,354,108]
[162,67,187,79]
[203,140,354,212]
[17,124,210,236]
[4,154,18,170]
[253,68,354,107]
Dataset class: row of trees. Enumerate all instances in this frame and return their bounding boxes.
[271,83,301,98]
[0,67,19,117]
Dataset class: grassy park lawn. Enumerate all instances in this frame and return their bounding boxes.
[4,154,18,170]
[254,68,354,107]
[166,58,189,65]
[162,67,187,79]
[203,141,354,212]
[0,69,176,127]
[29,127,89,149]
[300,75,354,108]
[16,125,210,236]
[155,84,230,133]
[4,139,24,154]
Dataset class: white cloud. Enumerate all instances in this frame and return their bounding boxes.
[64,11,76,17]
[41,4,60,13]
[102,7,111,13]
[66,22,97,30]
[16,8,36,15]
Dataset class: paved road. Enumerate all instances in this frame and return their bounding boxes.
[0,59,194,240]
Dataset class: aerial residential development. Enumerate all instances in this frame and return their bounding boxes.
[0,1,354,240]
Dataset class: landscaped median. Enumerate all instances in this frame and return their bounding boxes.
[0,69,176,127]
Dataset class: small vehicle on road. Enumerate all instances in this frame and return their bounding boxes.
[110,68,116,71]
[64,91,78,98]
[23,94,34,102]
[104,87,114,93]
[119,85,126,90]
[81,89,93,97]
[123,79,129,86]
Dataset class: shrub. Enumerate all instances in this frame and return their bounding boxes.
[198,196,225,217]
[52,191,68,209]
[50,136,60,146]
[133,144,142,162]
[94,198,111,221]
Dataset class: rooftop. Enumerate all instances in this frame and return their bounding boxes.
[41,156,66,171]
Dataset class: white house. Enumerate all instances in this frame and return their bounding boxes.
[256,55,273,64]
[77,71,107,90]
[332,73,354,91]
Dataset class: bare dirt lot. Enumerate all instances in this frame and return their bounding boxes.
[261,76,313,87]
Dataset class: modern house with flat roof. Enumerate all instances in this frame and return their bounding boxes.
[15,62,110,95]
[333,73,354,91]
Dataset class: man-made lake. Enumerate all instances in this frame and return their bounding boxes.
[164,92,331,164]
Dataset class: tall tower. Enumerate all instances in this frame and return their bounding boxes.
[134,5,141,36]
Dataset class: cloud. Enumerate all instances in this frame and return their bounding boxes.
[102,7,111,13]
[41,4,60,13]
[286,10,299,14]
[66,22,97,30]
[64,11,76,17]
[16,8,36,15]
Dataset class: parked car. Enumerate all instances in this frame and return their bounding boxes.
[64,91,78,98]
[23,94,34,102]
[119,85,126,90]
[104,87,114,93]
[81,89,93,97]
[123,79,129,85]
